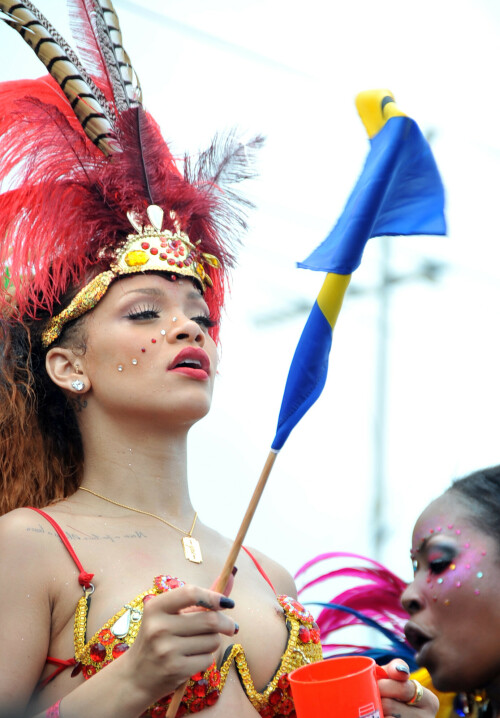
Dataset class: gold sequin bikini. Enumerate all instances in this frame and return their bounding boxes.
[32,508,323,717]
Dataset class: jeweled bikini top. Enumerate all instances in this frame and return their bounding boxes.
[31,508,323,717]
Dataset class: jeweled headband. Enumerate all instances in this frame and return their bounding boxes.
[41,205,220,347]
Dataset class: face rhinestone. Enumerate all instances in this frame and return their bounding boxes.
[117,365,124,372]
[437,578,444,584]
[450,564,456,570]
[160,329,166,336]
[444,599,451,606]
[456,581,461,587]
[477,572,483,578]
[456,529,461,535]
[151,338,156,344]
[172,316,178,322]
[132,359,138,365]
[141,348,146,353]
[475,589,480,595]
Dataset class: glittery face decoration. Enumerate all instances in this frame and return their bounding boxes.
[411,517,488,606]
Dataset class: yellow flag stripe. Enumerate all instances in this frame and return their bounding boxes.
[317,273,351,328]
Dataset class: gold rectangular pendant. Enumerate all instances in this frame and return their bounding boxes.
[182,536,203,563]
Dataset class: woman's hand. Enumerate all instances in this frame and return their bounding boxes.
[118,584,238,708]
[378,660,439,718]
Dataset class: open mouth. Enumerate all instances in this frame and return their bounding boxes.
[168,347,210,377]
[404,621,433,656]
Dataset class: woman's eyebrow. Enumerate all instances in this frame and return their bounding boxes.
[122,287,164,297]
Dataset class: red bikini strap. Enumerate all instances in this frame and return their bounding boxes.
[28,507,94,589]
[242,546,276,594]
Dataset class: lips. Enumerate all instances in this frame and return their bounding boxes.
[404,621,433,662]
[168,347,210,380]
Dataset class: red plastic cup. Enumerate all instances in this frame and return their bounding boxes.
[289,656,386,718]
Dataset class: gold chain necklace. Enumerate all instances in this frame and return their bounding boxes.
[78,486,202,563]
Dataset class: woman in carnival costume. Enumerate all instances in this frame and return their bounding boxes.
[402,465,500,718]
[0,2,439,717]
[298,466,500,718]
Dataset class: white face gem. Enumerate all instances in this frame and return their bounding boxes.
[160,329,166,336]
[118,365,124,372]
[132,359,138,365]
[172,317,178,323]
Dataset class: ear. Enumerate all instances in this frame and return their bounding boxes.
[45,347,91,394]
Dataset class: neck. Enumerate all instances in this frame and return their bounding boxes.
[78,411,194,519]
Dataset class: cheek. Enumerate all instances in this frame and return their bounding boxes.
[426,547,489,608]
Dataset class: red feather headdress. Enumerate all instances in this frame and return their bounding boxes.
[0,0,262,343]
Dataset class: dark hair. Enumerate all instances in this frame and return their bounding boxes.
[0,287,88,514]
[447,465,500,548]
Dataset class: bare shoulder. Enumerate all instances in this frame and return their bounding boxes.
[0,507,58,580]
[244,546,298,598]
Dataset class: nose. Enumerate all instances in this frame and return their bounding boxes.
[401,580,425,616]
[167,316,205,345]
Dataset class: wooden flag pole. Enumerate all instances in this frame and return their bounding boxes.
[166,449,278,717]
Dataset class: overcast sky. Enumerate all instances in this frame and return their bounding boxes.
[2,1,500,604]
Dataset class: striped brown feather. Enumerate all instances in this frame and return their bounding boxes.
[0,0,118,155]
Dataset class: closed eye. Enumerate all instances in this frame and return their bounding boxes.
[191,315,217,330]
[429,558,452,575]
[127,304,161,320]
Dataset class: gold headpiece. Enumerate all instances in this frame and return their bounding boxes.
[41,205,220,348]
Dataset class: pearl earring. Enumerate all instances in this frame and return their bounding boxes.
[71,379,85,391]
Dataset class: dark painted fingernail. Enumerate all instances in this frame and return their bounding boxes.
[220,596,235,609]
[232,566,238,576]
[234,622,239,634]
[391,713,402,717]
[396,664,410,674]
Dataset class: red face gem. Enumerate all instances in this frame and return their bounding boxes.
[151,338,157,343]
[150,247,159,255]
[112,643,129,659]
[141,347,146,353]
[141,242,150,250]
[298,626,311,643]
[89,642,106,662]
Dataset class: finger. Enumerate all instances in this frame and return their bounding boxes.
[152,609,238,638]
[378,678,416,703]
[146,585,235,614]
[381,660,411,681]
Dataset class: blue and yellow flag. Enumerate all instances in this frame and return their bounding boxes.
[271,90,446,451]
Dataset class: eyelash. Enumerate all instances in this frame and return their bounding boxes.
[127,304,161,320]
[126,306,216,329]
[428,558,452,575]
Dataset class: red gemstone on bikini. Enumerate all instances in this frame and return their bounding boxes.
[281,698,295,715]
[84,665,96,678]
[278,674,290,691]
[141,242,150,249]
[112,642,129,659]
[166,578,183,589]
[98,629,114,645]
[209,670,221,687]
[206,691,219,706]
[190,698,205,712]
[89,642,106,662]
[299,626,311,643]
[151,707,167,718]
[269,688,283,705]
[260,708,274,718]
[191,672,203,682]
[311,628,321,643]
[194,679,208,697]
[175,704,187,717]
